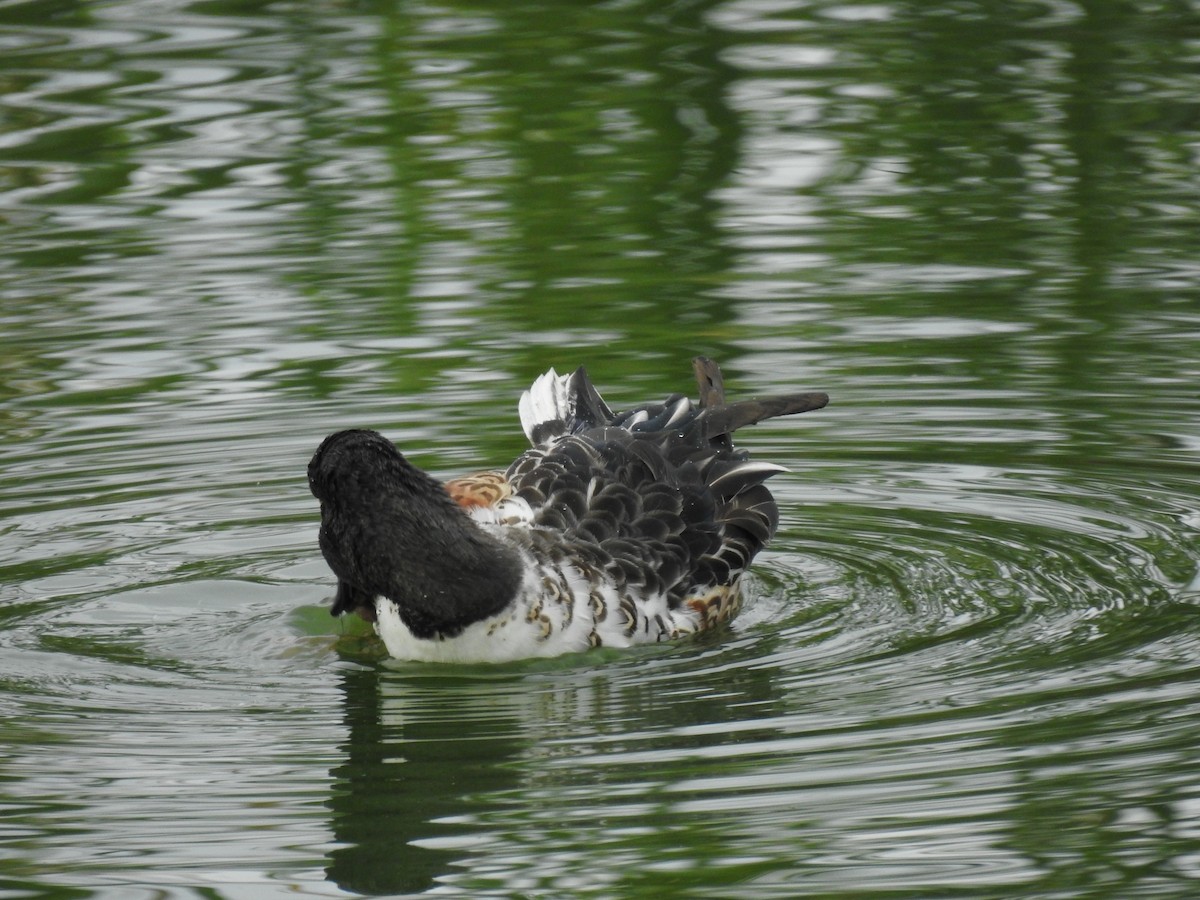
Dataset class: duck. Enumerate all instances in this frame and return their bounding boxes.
[307,358,828,663]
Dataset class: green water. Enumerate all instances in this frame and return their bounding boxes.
[3,0,1200,897]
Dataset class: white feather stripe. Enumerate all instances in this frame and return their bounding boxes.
[519,368,572,443]
[664,397,692,427]
[706,461,788,489]
[518,391,537,442]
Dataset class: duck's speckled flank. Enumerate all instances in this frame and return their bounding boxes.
[372,541,730,663]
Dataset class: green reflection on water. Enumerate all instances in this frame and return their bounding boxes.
[1,0,1199,897]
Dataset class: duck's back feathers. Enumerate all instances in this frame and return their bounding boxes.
[504,359,828,621]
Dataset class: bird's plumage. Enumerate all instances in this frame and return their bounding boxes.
[308,358,828,662]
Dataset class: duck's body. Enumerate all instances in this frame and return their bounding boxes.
[308,359,827,663]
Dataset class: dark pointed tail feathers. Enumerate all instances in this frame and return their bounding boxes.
[520,357,827,448]
[691,357,828,445]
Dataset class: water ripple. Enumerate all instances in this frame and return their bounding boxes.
[2,0,1199,895]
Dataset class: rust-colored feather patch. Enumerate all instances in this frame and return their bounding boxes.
[445,471,512,509]
[686,585,743,630]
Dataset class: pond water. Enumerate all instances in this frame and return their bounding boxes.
[3,0,1200,897]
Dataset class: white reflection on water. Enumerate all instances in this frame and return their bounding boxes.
[2,0,1200,896]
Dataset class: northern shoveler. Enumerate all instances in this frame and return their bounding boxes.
[308,358,828,662]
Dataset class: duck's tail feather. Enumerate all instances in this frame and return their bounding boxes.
[691,357,828,445]
[520,358,826,450]
[519,366,614,447]
[692,356,726,408]
[701,391,829,444]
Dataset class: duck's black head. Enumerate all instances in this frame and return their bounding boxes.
[308,428,427,506]
[308,429,523,638]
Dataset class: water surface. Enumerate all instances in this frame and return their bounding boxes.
[2,0,1200,897]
